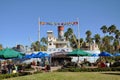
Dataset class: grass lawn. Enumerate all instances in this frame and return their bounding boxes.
[4,72,120,80]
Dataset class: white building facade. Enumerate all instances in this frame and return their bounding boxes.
[47,26,72,53]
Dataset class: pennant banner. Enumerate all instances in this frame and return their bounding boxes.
[39,21,78,26]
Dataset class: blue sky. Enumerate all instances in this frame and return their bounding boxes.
[0,0,120,48]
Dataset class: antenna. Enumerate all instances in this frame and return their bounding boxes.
[38,17,40,43]
[38,17,41,51]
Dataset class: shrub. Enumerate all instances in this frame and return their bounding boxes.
[0,71,40,79]
[57,67,120,72]
[0,73,19,79]
[111,61,120,67]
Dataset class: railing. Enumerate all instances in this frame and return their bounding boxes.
[47,48,72,52]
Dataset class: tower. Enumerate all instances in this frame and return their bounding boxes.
[58,26,65,41]
[47,31,56,48]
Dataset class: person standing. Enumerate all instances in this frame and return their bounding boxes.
[7,62,13,74]
[106,61,110,67]
[45,59,50,72]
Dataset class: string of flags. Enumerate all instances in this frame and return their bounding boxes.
[39,21,78,26]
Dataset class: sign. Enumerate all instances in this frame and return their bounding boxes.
[39,21,78,26]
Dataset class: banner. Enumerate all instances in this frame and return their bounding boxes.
[39,21,78,26]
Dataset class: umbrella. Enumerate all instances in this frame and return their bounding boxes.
[30,53,37,58]
[24,52,50,59]
[24,54,31,59]
[24,53,37,59]
[91,54,98,57]
[67,49,92,56]
[36,52,45,58]
[67,49,92,62]
[99,52,113,57]
[113,53,120,56]
[0,48,24,59]
[43,53,50,57]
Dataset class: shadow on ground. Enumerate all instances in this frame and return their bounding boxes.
[101,72,120,76]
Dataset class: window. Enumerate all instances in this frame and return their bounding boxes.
[49,43,52,45]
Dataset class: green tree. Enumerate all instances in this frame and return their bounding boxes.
[102,36,110,46]
[100,25,108,36]
[108,25,116,35]
[64,28,73,40]
[71,34,78,49]
[85,30,92,44]
[41,45,47,51]
[113,39,119,52]
[41,37,47,46]
[40,37,47,51]
[64,32,69,41]
[115,29,120,40]
[0,44,3,50]
[85,30,92,37]
[80,38,84,47]
[101,36,111,52]
[64,28,78,49]
[94,34,101,45]
[113,29,120,52]
[31,41,40,51]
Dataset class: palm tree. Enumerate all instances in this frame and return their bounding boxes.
[85,30,92,37]
[65,32,76,49]
[40,37,47,51]
[113,39,119,52]
[103,36,111,45]
[115,29,120,40]
[80,38,84,47]
[64,32,69,41]
[41,37,47,46]
[67,28,73,34]
[94,34,101,45]
[86,37,92,43]
[113,29,120,52]
[64,28,78,49]
[41,45,47,51]
[102,36,111,51]
[64,28,73,41]
[85,30,92,44]
[108,25,116,35]
[100,25,108,36]
[31,41,40,51]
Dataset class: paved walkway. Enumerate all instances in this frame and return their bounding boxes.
[29,66,61,72]
[51,66,61,72]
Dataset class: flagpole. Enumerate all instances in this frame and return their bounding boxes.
[38,17,41,51]
[77,18,80,49]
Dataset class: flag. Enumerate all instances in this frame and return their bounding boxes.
[73,22,78,25]
[39,21,78,26]
[40,22,46,25]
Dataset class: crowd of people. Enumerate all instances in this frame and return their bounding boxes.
[0,59,51,74]
[61,58,120,69]
[0,61,25,74]
[29,59,51,72]
[1,58,119,74]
